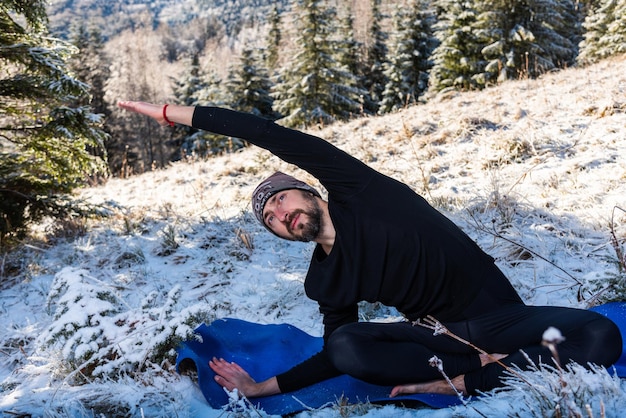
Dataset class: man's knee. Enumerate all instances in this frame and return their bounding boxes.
[596,316,623,366]
[326,324,366,373]
[578,313,623,366]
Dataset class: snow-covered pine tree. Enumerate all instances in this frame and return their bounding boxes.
[379,0,437,114]
[335,10,362,79]
[531,0,581,68]
[181,64,240,158]
[0,0,108,242]
[362,0,390,114]
[428,0,486,92]
[264,3,283,74]
[69,24,111,122]
[329,7,368,119]
[41,267,210,379]
[228,46,275,118]
[68,23,111,168]
[171,53,209,160]
[474,0,579,85]
[272,0,363,128]
[579,0,626,64]
[192,67,227,109]
[578,1,612,64]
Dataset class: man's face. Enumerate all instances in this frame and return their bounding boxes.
[262,189,322,242]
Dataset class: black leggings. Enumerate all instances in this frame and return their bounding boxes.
[326,274,622,394]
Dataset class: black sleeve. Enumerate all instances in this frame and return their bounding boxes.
[275,350,341,393]
[275,304,358,392]
[191,106,375,198]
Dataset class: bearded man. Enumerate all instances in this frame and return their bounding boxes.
[118,101,622,399]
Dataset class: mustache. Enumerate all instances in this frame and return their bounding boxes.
[285,209,307,233]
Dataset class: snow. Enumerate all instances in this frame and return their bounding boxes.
[542,327,565,344]
[1,55,626,417]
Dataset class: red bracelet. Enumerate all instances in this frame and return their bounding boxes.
[162,104,175,127]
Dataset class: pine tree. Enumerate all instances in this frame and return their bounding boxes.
[68,23,111,163]
[330,8,368,119]
[183,68,238,158]
[265,4,282,73]
[429,0,486,92]
[379,0,437,114]
[228,46,275,118]
[0,0,108,242]
[534,0,581,68]
[171,53,209,160]
[362,0,390,114]
[69,24,110,116]
[579,0,626,64]
[193,69,228,108]
[335,11,363,78]
[474,0,579,84]
[272,0,364,128]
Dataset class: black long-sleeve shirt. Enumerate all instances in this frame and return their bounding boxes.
[192,107,497,392]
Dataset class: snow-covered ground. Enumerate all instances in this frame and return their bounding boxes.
[1,55,625,417]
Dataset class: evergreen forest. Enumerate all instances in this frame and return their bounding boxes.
[2,0,626,241]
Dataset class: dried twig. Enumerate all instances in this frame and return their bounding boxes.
[413,315,534,387]
[608,206,625,272]
[428,355,467,403]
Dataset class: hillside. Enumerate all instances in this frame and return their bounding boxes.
[1,55,625,417]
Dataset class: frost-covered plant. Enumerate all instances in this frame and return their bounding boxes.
[113,245,146,269]
[40,267,210,380]
[5,373,191,418]
[157,224,179,256]
[491,360,626,417]
[585,207,626,306]
[220,388,267,417]
[609,207,626,273]
[428,355,466,404]
[418,318,626,417]
[330,393,379,417]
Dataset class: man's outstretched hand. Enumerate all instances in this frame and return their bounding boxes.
[117,101,170,126]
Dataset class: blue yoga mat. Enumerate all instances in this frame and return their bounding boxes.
[176,319,461,414]
[590,302,626,377]
[176,302,626,415]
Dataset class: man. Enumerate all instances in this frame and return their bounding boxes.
[118,101,622,399]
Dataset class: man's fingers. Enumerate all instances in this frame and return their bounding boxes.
[209,357,249,379]
[116,101,169,125]
[214,374,236,391]
[230,361,247,374]
[117,100,137,111]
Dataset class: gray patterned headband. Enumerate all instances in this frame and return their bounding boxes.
[251,171,321,228]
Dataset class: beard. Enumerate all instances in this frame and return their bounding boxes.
[285,195,323,242]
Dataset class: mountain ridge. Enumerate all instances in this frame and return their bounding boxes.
[46,0,292,39]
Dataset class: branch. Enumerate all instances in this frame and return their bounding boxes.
[609,206,626,271]
[413,315,534,388]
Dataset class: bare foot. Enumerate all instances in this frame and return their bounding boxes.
[388,353,508,398]
[390,375,466,397]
